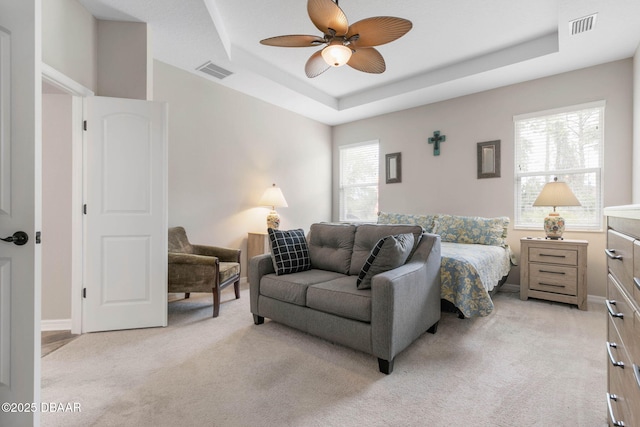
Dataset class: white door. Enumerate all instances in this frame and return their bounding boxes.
[0,1,41,426]
[82,96,167,332]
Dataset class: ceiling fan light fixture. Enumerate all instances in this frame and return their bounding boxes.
[321,43,352,67]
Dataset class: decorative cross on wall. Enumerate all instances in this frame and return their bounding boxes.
[428,130,446,156]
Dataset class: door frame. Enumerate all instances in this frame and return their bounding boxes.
[41,63,93,334]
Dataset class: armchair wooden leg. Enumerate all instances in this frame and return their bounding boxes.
[185,292,190,299]
[234,280,240,299]
[212,286,220,318]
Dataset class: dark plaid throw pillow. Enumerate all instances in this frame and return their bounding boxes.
[268,228,311,275]
[357,233,414,289]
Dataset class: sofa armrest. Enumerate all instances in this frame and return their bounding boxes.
[249,254,274,314]
[371,233,441,362]
[192,244,241,262]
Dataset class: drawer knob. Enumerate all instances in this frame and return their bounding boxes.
[606,342,625,369]
[537,282,565,288]
[539,269,566,275]
[605,249,623,260]
[539,253,566,258]
[606,300,624,319]
[607,393,626,426]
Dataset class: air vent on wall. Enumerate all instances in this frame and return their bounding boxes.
[569,13,597,35]
[196,61,233,79]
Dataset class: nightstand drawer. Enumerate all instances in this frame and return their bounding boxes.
[529,247,577,266]
[529,263,577,295]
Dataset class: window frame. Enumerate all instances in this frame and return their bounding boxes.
[513,100,605,232]
[338,140,379,223]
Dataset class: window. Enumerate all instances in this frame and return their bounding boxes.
[339,141,379,222]
[514,101,604,231]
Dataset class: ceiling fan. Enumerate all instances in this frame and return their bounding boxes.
[259,0,412,78]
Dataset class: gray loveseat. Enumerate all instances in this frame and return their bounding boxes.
[249,223,441,374]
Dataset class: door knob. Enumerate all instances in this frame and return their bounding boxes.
[1,231,29,246]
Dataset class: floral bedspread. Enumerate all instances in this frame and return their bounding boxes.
[440,242,512,318]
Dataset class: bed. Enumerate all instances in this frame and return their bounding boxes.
[378,212,514,318]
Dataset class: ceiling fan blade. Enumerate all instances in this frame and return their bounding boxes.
[260,35,325,47]
[305,50,331,78]
[347,47,386,74]
[308,0,349,36]
[346,17,412,48]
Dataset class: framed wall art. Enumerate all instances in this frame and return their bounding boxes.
[477,140,500,179]
[385,152,401,184]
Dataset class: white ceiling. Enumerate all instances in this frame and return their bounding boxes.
[78,0,640,125]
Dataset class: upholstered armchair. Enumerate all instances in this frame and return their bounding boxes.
[168,226,241,317]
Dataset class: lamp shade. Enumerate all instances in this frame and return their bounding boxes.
[321,42,352,67]
[259,183,288,209]
[533,178,581,239]
[532,178,581,209]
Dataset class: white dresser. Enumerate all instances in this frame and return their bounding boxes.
[604,205,640,426]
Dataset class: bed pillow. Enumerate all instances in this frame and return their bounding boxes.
[356,233,414,290]
[377,211,436,233]
[433,214,509,247]
[268,228,311,275]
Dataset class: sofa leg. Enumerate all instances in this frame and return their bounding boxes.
[253,314,264,325]
[212,287,220,318]
[234,280,240,299]
[427,321,439,334]
[378,358,394,374]
[185,292,190,299]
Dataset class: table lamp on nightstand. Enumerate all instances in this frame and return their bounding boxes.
[533,177,581,240]
[259,183,288,230]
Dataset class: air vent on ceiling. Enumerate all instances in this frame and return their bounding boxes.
[569,13,597,35]
[196,61,233,79]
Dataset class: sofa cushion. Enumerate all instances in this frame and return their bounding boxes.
[306,276,372,322]
[268,228,311,275]
[349,224,423,276]
[260,269,345,306]
[377,212,436,233]
[356,233,414,290]
[219,262,240,283]
[308,223,357,274]
[432,214,509,247]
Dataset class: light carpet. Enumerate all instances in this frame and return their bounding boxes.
[41,284,607,426]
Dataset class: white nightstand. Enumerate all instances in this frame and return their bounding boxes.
[520,237,588,310]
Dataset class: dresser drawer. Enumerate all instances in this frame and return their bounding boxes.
[529,263,577,296]
[608,317,633,427]
[634,240,640,308]
[608,274,636,352]
[607,230,635,295]
[529,247,577,266]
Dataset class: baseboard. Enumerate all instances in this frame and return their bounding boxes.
[41,319,72,331]
[587,294,606,305]
[500,283,519,292]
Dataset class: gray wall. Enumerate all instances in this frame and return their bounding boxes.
[154,60,333,273]
[333,59,634,298]
[634,43,640,203]
[42,94,73,321]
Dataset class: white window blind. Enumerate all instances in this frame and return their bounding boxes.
[514,101,604,231]
[339,141,379,222]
